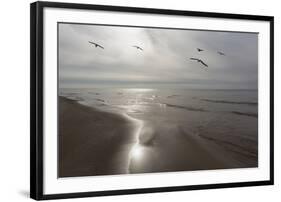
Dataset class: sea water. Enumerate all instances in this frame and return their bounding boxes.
[60,88,258,169]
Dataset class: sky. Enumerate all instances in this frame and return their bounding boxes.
[58,23,258,89]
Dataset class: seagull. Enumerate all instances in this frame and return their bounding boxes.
[132,45,143,51]
[190,57,208,67]
[88,41,104,49]
[217,51,225,56]
[197,48,204,52]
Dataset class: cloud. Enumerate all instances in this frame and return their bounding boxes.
[59,23,258,89]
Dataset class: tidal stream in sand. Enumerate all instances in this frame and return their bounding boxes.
[60,88,258,173]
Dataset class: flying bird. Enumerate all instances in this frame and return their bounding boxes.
[88,41,104,49]
[190,57,208,67]
[217,51,225,56]
[132,45,143,51]
[197,48,204,52]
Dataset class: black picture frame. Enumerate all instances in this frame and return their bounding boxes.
[30,1,274,200]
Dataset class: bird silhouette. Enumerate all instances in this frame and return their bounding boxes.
[217,51,225,56]
[190,57,208,67]
[197,48,204,52]
[132,45,143,51]
[88,41,104,49]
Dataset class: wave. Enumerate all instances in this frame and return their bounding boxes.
[95,98,105,102]
[201,99,257,106]
[231,111,258,118]
[88,92,100,95]
[164,103,208,112]
[164,103,257,118]
[167,95,180,98]
[63,95,84,101]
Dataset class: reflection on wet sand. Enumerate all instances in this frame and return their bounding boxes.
[127,121,243,174]
[59,88,258,177]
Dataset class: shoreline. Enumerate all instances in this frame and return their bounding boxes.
[59,96,257,178]
[59,96,139,177]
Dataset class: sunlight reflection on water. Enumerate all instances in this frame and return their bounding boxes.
[124,88,155,93]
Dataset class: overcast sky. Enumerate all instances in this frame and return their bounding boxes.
[58,23,258,89]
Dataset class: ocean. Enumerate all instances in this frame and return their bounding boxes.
[59,88,258,172]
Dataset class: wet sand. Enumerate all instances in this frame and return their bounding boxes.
[59,96,252,178]
[59,97,138,177]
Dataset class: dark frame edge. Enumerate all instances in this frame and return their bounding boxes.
[36,1,273,20]
[30,1,44,200]
[30,1,274,200]
[269,17,274,185]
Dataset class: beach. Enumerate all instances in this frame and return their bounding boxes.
[59,89,257,177]
[59,96,138,177]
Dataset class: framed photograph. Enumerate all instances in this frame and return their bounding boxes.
[30,1,274,200]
